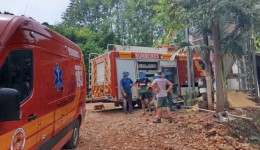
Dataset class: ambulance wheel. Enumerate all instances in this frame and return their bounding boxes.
[64,120,80,149]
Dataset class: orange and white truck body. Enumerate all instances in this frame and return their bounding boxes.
[88,45,174,102]
[88,45,206,103]
[176,52,205,86]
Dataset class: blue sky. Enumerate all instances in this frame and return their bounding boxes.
[0,0,70,24]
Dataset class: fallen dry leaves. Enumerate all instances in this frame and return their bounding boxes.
[73,104,258,150]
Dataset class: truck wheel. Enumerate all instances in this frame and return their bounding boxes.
[64,120,80,149]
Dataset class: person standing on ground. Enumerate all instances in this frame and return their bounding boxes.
[163,71,175,111]
[151,70,173,123]
[120,71,134,114]
[136,72,152,116]
[150,73,160,111]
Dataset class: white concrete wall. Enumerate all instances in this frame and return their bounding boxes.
[227,79,240,90]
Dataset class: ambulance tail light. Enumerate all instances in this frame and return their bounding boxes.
[0,88,21,122]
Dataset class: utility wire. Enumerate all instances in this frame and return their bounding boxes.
[23,0,31,16]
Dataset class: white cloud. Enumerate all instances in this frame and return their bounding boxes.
[0,0,70,24]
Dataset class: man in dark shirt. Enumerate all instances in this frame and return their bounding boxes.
[120,71,134,114]
[136,72,152,116]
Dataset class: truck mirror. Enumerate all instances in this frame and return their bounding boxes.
[0,88,21,122]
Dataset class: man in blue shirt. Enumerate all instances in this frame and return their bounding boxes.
[120,71,135,114]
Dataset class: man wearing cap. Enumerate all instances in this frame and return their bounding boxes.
[136,72,152,116]
[151,70,173,123]
[120,71,134,114]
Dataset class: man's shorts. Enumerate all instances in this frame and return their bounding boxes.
[157,96,169,108]
[140,92,150,100]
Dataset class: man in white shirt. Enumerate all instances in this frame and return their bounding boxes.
[151,71,173,123]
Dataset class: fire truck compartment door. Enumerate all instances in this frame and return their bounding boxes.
[160,60,176,67]
[116,59,138,100]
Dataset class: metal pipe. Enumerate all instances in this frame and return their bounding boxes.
[88,53,99,63]
[107,44,116,52]
[185,27,192,106]
[88,53,99,89]
[251,38,259,102]
[198,108,215,113]
[228,113,253,120]
[198,108,253,120]
[191,48,195,90]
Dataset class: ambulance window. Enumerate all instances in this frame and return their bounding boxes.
[0,50,33,104]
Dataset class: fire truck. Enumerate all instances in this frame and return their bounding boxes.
[0,14,86,149]
[87,45,205,106]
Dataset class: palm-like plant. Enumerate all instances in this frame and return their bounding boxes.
[170,41,215,109]
[157,0,260,112]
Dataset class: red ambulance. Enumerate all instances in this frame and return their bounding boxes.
[0,14,86,149]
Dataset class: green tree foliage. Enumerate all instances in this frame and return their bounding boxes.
[118,0,163,46]
[153,0,186,45]
[253,4,260,51]
[182,0,259,112]
[155,0,259,54]
[49,24,104,82]
[47,0,166,77]
[255,34,260,51]
[49,0,168,83]
[62,0,115,30]
[154,0,260,112]
[61,0,162,47]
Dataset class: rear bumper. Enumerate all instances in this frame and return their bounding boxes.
[86,96,115,103]
[86,96,139,103]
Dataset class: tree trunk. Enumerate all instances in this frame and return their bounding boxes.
[211,19,225,113]
[203,30,214,110]
[221,56,229,109]
[205,52,214,110]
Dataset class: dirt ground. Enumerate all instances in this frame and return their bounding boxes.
[74,103,259,150]
[227,91,258,108]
